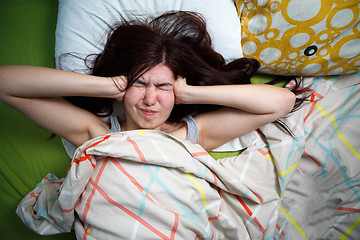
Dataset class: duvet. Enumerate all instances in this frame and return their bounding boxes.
[16,74,360,239]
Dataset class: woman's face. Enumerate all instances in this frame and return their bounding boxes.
[122,63,176,131]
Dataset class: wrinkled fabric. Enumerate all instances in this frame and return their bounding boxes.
[16,73,360,239]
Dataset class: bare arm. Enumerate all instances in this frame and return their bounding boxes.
[0,65,126,147]
[174,77,296,151]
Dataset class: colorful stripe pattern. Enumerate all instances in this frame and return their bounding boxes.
[274,73,360,239]
[16,73,360,239]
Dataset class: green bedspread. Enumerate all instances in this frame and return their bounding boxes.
[0,0,75,239]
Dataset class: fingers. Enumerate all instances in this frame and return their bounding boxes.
[176,75,186,83]
[111,75,128,92]
[108,76,127,102]
[174,76,188,105]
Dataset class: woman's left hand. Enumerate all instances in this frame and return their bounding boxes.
[174,76,190,104]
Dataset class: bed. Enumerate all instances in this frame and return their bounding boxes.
[1,0,359,239]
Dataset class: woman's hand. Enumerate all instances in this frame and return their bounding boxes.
[174,76,191,104]
[109,75,128,101]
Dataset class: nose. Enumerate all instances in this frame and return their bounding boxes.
[143,87,157,106]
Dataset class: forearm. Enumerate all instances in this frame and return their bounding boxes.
[0,65,114,99]
[180,84,296,115]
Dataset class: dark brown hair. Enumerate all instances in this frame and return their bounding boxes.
[64,11,308,125]
[64,11,259,121]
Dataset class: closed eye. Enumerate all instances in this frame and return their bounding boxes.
[132,79,147,88]
[156,83,173,91]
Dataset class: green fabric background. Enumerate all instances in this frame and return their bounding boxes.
[0,0,75,239]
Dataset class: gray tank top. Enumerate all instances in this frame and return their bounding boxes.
[109,115,199,143]
[62,115,199,159]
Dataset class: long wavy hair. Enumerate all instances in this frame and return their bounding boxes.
[64,11,307,126]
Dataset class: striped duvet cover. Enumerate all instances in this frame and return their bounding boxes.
[16,73,360,239]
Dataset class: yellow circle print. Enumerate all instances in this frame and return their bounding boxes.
[235,0,360,76]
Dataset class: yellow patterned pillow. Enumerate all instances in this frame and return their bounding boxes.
[234,0,360,76]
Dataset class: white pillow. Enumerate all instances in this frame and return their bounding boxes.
[55,0,253,153]
[55,0,243,72]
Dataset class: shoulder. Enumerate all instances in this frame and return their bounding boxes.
[162,116,200,144]
[161,121,187,140]
[70,116,109,148]
[89,120,110,138]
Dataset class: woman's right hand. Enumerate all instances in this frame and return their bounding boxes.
[108,75,128,101]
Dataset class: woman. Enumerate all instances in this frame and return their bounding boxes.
[0,11,296,153]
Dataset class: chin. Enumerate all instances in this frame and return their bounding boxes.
[138,122,162,131]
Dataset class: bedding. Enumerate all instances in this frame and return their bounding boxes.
[55,0,243,73]
[235,0,360,76]
[16,73,360,239]
[275,73,360,239]
[2,0,360,239]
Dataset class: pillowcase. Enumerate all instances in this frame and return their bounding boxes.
[55,0,257,153]
[55,0,243,72]
[235,0,360,76]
